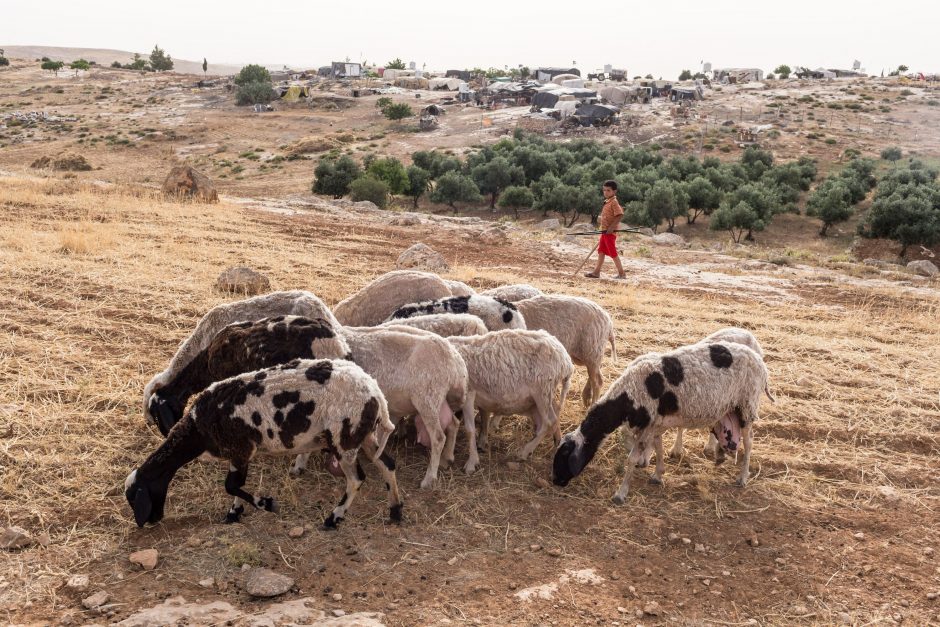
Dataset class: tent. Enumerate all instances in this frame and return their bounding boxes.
[552,73,581,85]
[572,103,619,126]
[428,77,462,90]
[445,69,471,81]
[560,78,585,88]
[535,67,580,81]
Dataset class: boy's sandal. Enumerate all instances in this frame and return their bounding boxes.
[583,272,600,278]
[614,273,627,280]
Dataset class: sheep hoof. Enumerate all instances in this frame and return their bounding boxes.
[668,449,682,460]
[611,494,626,506]
[224,504,245,524]
[420,477,437,490]
[735,477,748,488]
[463,462,477,475]
[388,504,403,524]
[648,476,663,486]
[322,513,342,530]
[259,496,278,513]
[289,467,305,477]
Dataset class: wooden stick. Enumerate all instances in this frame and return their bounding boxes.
[572,243,599,277]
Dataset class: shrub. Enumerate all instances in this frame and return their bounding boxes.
[312,155,362,198]
[234,64,271,86]
[678,69,692,81]
[774,64,791,79]
[349,176,389,208]
[710,201,764,243]
[861,161,940,257]
[41,60,64,76]
[880,147,902,162]
[385,58,406,70]
[430,172,482,214]
[497,185,534,218]
[367,157,409,195]
[382,102,413,121]
[645,180,689,232]
[149,45,173,72]
[235,81,275,105]
[471,156,524,208]
[405,165,431,208]
[806,180,853,236]
[376,97,392,110]
[0,56,10,67]
[683,176,721,224]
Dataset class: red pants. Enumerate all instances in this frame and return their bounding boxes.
[598,233,618,258]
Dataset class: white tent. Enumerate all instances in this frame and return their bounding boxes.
[552,73,581,85]
[428,77,462,90]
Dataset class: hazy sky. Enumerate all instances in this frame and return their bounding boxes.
[3,0,937,78]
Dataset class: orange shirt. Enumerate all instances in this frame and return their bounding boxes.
[600,196,624,230]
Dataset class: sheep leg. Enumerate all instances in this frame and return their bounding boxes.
[223,462,277,523]
[612,426,636,505]
[704,432,719,458]
[290,453,310,476]
[649,435,665,485]
[477,410,491,451]
[324,451,365,529]
[516,394,555,461]
[416,400,447,489]
[735,424,754,487]
[580,369,594,408]
[442,409,459,469]
[462,392,481,475]
[361,435,403,524]
[669,428,684,459]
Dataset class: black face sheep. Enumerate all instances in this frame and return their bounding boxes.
[125,359,401,529]
[553,341,772,504]
[333,270,456,327]
[387,295,526,331]
[379,313,487,337]
[143,290,338,429]
[147,316,351,436]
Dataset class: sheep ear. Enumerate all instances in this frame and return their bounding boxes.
[152,398,177,436]
[131,487,153,528]
[562,441,586,477]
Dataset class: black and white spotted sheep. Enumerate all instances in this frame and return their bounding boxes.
[143,291,339,430]
[333,270,457,327]
[379,313,488,338]
[669,327,766,460]
[553,341,773,504]
[147,316,351,436]
[480,284,543,303]
[125,359,401,529]
[387,295,526,331]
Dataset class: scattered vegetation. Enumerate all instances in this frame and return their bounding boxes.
[349,176,389,208]
[861,159,940,257]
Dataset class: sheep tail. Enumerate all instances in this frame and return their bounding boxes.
[373,406,395,461]
[765,384,776,403]
[557,372,572,415]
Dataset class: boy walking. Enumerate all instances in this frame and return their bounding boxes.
[584,180,626,279]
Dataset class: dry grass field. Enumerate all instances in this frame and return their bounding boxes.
[1,175,938,625]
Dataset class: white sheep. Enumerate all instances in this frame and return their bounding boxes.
[147,316,350,436]
[379,313,487,337]
[447,329,573,474]
[143,291,338,429]
[333,270,456,327]
[387,295,526,331]
[292,326,468,489]
[553,341,772,504]
[481,284,543,303]
[125,359,401,529]
[670,327,765,460]
[444,279,476,297]
[515,295,617,408]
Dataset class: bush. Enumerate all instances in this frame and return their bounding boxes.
[235,81,275,105]
[385,58,406,70]
[430,171,482,214]
[41,60,64,75]
[405,165,431,208]
[806,180,853,236]
[0,56,10,67]
[881,147,902,162]
[472,156,524,208]
[312,155,362,198]
[497,185,534,218]
[382,102,413,121]
[376,97,392,110]
[774,64,791,79]
[678,69,692,81]
[861,161,940,257]
[70,59,90,72]
[367,157,409,195]
[710,201,764,243]
[645,180,689,232]
[149,45,173,72]
[234,64,271,86]
[683,176,721,224]
[349,176,389,208]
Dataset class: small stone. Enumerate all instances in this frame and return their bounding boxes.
[635,609,644,618]
[513,548,521,554]
[534,477,551,489]
[396,242,450,273]
[681,537,691,545]
[36,532,51,547]
[854,532,865,540]
[530,544,542,552]
[644,568,652,577]
[82,591,109,610]
[793,604,808,614]
[926,592,937,600]
[547,548,563,557]
[129,548,158,570]
[198,577,214,588]
[628,586,637,596]
[643,600,661,616]
[900,600,909,608]
[288,526,305,538]
[702,579,711,586]
[668,533,680,543]
[332,593,343,601]
[66,574,89,592]
[838,613,852,624]
[508,583,517,590]
[610,572,620,580]
[447,557,458,566]
[332,609,346,617]
[244,567,294,598]
[345,547,358,556]
[722,571,731,577]
[617,606,628,614]
[775,557,787,566]
[695,543,706,553]
[925,547,935,557]
[0,526,32,550]
[877,485,901,502]
[505,461,521,471]
[748,534,760,547]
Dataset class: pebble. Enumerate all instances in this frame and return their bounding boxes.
[793,604,808,614]
[447,557,458,566]
[508,583,517,590]
[36,532,51,547]
[333,593,343,601]
[668,533,680,543]
[129,548,159,570]
[854,532,865,540]
[506,461,521,471]
[926,592,937,600]
[643,600,661,616]
[775,557,787,566]
[0,526,32,550]
[644,568,652,577]
[681,537,691,545]
[244,568,294,598]
[66,574,89,592]
[617,607,628,614]
[198,577,214,588]
[530,544,542,552]
[82,591,109,610]
[288,526,305,538]
[547,548,563,557]
[722,571,731,577]
[534,477,551,489]
[900,600,909,607]
[748,534,760,547]
[332,609,346,617]
[695,543,706,553]
[925,547,935,557]
[628,586,637,596]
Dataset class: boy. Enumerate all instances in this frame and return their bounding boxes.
[585,180,626,279]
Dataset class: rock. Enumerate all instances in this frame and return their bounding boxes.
[925,547,935,557]
[864,258,895,268]
[214,266,271,296]
[537,218,561,230]
[198,577,214,588]
[0,526,32,550]
[681,537,691,545]
[447,557,458,566]
[854,532,865,540]
[396,243,449,273]
[332,609,347,617]
[505,461,521,471]
[652,232,685,246]
[114,596,240,626]
[288,526,305,538]
[332,593,343,601]
[30,153,93,171]
[533,477,551,489]
[388,213,423,226]
[877,485,901,502]
[927,592,937,600]
[352,200,380,212]
[668,533,680,543]
[244,568,294,598]
[130,549,159,570]
[162,165,219,203]
[908,260,939,277]
[748,534,760,547]
[479,227,509,245]
[695,543,706,553]
[793,604,809,615]
[643,600,661,616]
[36,532,51,547]
[838,612,852,624]
[547,548,562,557]
[66,574,90,592]
[82,591,109,610]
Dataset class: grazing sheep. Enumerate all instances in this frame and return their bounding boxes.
[481,284,543,303]
[125,359,401,529]
[388,295,526,331]
[444,279,476,297]
[379,313,487,338]
[670,328,765,459]
[447,329,573,474]
[515,295,617,408]
[333,270,455,327]
[553,341,772,504]
[146,316,351,436]
[143,291,338,429]
[292,327,468,489]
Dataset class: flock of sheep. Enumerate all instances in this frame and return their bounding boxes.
[125,270,773,529]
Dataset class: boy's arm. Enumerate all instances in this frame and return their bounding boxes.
[607,209,623,234]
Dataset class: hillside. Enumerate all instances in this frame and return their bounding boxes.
[0,45,246,75]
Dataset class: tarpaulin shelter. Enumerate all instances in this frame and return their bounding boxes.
[535,67,580,81]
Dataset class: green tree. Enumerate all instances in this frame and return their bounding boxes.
[678,69,692,81]
[367,157,409,195]
[41,60,64,75]
[313,155,362,198]
[471,156,524,209]
[710,201,764,243]
[0,56,9,68]
[774,64,791,79]
[376,96,392,110]
[235,64,271,85]
[430,171,482,214]
[149,45,173,71]
[806,180,853,236]
[69,59,90,74]
[235,81,275,105]
[741,146,774,180]
[862,162,940,257]
[683,176,721,224]
[645,180,689,232]
[386,58,406,70]
[202,58,208,75]
[897,64,909,74]
[405,165,432,208]
[497,185,534,218]
[127,53,149,71]
[881,147,902,163]
[382,102,413,121]
[349,176,389,208]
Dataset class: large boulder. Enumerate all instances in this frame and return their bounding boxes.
[396,243,449,272]
[244,567,294,598]
[652,232,686,247]
[214,267,271,296]
[162,166,219,203]
[479,227,510,245]
[30,153,93,171]
[907,259,938,277]
[537,218,561,231]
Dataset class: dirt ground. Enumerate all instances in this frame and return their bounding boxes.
[0,56,939,626]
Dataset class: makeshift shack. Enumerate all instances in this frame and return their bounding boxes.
[445,69,471,81]
[711,68,764,83]
[428,77,463,90]
[331,62,361,79]
[535,67,580,82]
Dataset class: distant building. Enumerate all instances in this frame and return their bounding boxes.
[711,68,764,83]
[535,67,581,82]
[331,62,361,79]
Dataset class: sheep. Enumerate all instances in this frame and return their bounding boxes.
[125,359,401,529]
[670,327,765,460]
[333,270,455,327]
[291,327,468,489]
[481,284,543,303]
[146,316,351,436]
[387,295,526,331]
[444,279,476,297]
[447,329,573,474]
[379,313,487,338]
[143,291,338,429]
[553,341,773,504]
[515,295,617,408]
